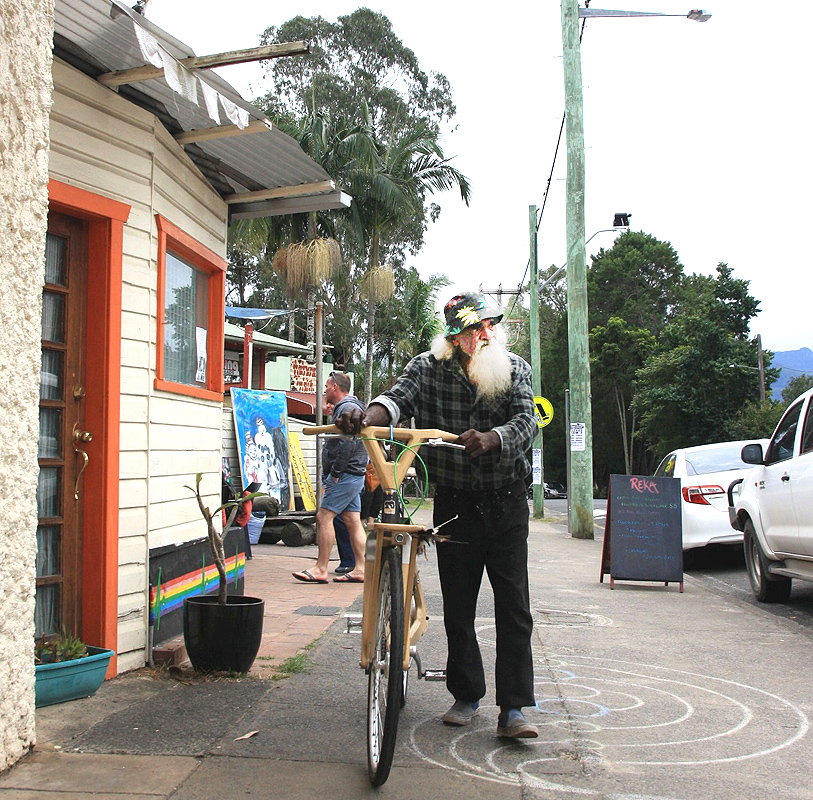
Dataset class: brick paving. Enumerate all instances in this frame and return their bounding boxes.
[245,541,364,678]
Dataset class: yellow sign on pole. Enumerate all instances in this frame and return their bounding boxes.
[534,396,554,428]
[288,431,316,511]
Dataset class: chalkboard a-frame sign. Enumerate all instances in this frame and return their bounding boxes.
[600,474,684,592]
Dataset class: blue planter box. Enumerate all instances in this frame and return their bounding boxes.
[35,646,115,708]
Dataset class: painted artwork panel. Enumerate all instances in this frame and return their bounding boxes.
[231,388,292,510]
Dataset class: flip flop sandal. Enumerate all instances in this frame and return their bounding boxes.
[292,570,328,584]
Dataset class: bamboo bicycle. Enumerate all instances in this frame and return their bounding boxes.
[302,424,461,786]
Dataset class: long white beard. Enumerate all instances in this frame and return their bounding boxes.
[431,328,513,401]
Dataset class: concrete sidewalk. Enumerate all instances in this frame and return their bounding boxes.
[4,506,813,799]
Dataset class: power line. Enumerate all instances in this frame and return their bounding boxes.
[506,10,590,322]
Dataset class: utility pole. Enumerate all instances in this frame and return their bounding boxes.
[529,205,544,518]
[757,333,766,406]
[315,302,323,505]
[561,0,594,538]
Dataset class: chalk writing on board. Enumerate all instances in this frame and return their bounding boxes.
[600,474,683,590]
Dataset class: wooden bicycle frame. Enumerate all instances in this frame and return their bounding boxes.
[302,425,458,671]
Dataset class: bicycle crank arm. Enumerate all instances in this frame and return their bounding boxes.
[410,649,447,681]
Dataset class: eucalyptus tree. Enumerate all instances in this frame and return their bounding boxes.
[257,9,456,135]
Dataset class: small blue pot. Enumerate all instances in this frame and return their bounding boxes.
[35,646,115,708]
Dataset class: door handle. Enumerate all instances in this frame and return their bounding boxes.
[72,424,93,500]
[781,473,790,482]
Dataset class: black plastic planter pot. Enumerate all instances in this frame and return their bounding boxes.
[183,595,265,673]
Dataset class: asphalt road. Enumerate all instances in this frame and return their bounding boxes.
[685,543,813,632]
[546,495,813,633]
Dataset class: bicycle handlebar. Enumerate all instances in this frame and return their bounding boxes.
[301,424,459,444]
[302,424,460,491]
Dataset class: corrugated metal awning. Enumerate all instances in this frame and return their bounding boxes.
[53,0,350,218]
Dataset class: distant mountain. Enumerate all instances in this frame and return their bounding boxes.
[770,347,813,400]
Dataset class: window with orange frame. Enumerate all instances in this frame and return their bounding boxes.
[155,215,225,401]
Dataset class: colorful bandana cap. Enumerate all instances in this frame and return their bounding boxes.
[443,292,503,337]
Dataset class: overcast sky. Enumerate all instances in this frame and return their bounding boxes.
[149,1,811,354]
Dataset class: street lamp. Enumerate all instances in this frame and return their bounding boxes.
[538,215,631,295]
[560,3,710,538]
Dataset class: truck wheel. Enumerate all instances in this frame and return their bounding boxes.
[743,519,791,603]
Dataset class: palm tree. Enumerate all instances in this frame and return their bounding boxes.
[227,110,359,343]
[374,269,450,390]
[343,105,471,400]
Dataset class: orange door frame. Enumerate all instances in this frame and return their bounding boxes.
[48,179,130,676]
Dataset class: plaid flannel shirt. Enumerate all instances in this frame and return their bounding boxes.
[372,351,536,491]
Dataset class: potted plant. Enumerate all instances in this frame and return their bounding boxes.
[182,474,265,673]
[34,629,115,707]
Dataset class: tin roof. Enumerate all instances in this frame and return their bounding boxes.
[53,0,350,218]
[224,322,312,357]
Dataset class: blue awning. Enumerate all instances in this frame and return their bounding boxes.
[225,307,292,321]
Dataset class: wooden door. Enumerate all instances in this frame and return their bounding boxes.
[36,211,89,638]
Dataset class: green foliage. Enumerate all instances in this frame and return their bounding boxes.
[228,12,467,381]
[270,652,311,681]
[781,374,813,404]
[373,268,450,393]
[35,629,87,664]
[588,231,683,333]
[726,400,785,441]
[533,232,769,488]
[632,264,766,458]
[257,9,455,134]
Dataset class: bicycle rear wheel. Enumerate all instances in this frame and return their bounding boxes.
[367,546,404,786]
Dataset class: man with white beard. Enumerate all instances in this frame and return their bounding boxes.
[337,292,538,739]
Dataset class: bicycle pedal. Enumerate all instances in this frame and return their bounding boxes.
[422,669,447,682]
[344,613,363,633]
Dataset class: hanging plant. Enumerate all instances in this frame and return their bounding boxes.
[360,264,394,302]
[272,237,341,293]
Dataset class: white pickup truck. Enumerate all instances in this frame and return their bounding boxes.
[728,387,813,602]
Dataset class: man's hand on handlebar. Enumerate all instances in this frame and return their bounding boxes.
[458,429,500,458]
[335,402,390,435]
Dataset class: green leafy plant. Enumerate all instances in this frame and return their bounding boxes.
[185,473,260,604]
[35,629,88,664]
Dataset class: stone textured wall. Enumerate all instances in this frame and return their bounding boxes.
[0,0,54,772]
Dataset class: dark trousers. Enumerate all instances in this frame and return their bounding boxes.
[360,485,383,521]
[333,515,355,569]
[434,480,535,709]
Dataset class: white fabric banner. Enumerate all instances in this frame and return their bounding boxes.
[131,17,248,129]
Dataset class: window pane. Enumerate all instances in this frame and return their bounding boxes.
[37,467,61,518]
[39,408,62,458]
[42,292,65,343]
[766,401,803,465]
[35,584,60,638]
[40,350,64,400]
[802,401,813,455]
[37,525,61,577]
[45,233,67,286]
[164,251,208,386]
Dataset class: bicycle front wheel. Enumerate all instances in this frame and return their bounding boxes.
[367,546,404,786]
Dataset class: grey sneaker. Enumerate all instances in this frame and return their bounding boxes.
[442,699,480,726]
[497,708,538,738]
